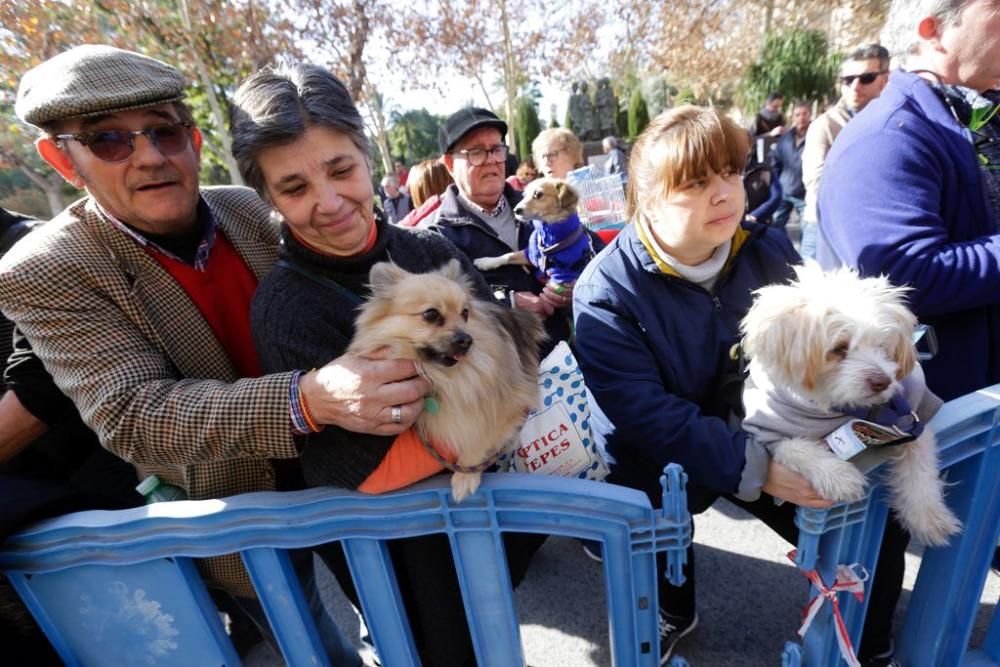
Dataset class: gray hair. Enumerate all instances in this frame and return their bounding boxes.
[230,62,369,197]
[381,174,399,188]
[881,0,974,60]
[603,136,619,149]
[844,43,890,71]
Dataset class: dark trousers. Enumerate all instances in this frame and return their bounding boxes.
[316,532,545,667]
[773,195,805,233]
[659,489,908,660]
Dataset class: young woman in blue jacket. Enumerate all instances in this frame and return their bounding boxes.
[573,106,908,666]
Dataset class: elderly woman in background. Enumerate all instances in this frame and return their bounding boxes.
[532,127,585,179]
[230,62,503,666]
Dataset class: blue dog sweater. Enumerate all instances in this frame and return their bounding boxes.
[525,212,594,284]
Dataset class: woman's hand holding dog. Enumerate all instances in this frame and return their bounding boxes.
[762,460,835,509]
[299,353,430,435]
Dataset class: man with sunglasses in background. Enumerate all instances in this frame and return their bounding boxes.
[0,45,444,664]
[818,0,1000,404]
[426,107,602,356]
[799,43,889,259]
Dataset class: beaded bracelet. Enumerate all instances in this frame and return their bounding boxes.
[298,389,322,433]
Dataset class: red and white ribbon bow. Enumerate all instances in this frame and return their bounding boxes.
[787,549,869,667]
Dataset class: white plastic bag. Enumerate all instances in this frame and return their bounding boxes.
[499,341,609,480]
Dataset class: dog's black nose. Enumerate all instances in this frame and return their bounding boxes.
[452,331,473,353]
[867,374,891,394]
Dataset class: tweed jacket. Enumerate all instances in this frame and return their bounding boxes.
[0,186,298,596]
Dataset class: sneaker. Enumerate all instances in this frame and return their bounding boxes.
[580,539,603,563]
[862,656,900,667]
[861,641,900,667]
[658,610,698,664]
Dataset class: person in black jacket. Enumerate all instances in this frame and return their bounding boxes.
[426,107,604,356]
[0,208,144,664]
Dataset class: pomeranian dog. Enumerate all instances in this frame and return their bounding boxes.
[473,177,594,286]
[740,262,961,546]
[348,259,545,501]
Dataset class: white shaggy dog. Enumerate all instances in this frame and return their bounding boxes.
[740,262,961,546]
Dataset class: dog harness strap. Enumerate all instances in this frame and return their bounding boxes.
[418,432,503,474]
[541,222,586,256]
[276,259,365,305]
[836,394,923,438]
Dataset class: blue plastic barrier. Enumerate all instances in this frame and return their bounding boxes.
[0,466,691,666]
[785,385,1000,666]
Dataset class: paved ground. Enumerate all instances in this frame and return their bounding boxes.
[248,496,999,666]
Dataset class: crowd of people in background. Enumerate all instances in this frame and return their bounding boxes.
[0,0,998,665]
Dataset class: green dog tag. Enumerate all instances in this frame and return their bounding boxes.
[424,396,440,414]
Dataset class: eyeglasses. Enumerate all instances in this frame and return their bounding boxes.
[542,148,564,161]
[840,71,887,86]
[452,144,508,167]
[55,123,194,163]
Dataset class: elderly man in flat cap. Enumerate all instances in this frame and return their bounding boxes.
[0,45,438,663]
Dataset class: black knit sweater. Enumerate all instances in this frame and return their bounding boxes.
[252,214,493,490]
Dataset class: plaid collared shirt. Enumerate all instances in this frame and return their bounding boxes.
[458,191,507,217]
[96,199,217,270]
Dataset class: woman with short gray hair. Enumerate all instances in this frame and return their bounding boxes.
[230,62,502,666]
[230,63,368,196]
[532,127,585,178]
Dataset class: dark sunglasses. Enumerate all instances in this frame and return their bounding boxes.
[840,71,886,86]
[55,123,194,163]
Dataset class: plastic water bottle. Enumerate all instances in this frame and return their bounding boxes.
[135,474,187,503]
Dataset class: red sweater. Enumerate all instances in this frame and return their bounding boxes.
[148,231,261,378]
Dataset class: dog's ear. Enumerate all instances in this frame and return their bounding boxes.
[742,284,826,391]
[884,301,918,380]
[436,258,474,294]
[437,258,464,282]
[796,319,829,393]
[893,332,917,380]
[367,261,411,298]
[866,275,918,380]
[555,181,579,210]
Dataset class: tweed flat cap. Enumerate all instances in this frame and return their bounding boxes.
[15,45,187,127]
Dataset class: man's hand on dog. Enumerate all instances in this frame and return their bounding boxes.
[300,352,430,435]
[540,281,574,311]
[762,460,835,509]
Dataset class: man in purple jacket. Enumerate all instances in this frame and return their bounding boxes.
[818,0,1000,401]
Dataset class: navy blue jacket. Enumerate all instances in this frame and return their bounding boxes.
[573,221,798,510]
[818,71,1000,400]
[771,129,806,199]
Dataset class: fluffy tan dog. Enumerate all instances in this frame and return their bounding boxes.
[349,259,545,501]
[741,262,961,546]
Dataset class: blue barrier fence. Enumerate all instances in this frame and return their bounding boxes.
[784,384,1000,667]
[0,464,691,666]
[1,385,998,665]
